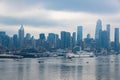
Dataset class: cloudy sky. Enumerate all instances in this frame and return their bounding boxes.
[0,0,120,40]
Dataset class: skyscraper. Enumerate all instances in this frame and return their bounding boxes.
[0,31,10,47]
[101,30,108,49]
[72,32,76,48]
[39,33,46,40]
[25,33,31,40]
[66,32,71,49]
[18,24,24,48]
[106,24,110,49]
[114,28,119,51]
[95,19,102,49]
[95,19,102,40]
[47,33,59,49]
[38,33,46,48]
[61,31,71,49]
[77,26,83,46]
[47,33,56,48]
[61,31,66,49]
[0,31,6,46]
[13,34,18,48]
[54,34,59,49]
[24,33,32,48]
[31,36,35,48]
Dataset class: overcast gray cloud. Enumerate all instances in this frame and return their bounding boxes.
[0,0,120,26]
[0,0,120,39]
[1,0,120,13]
[0,15,59,26]
[39,0,120,13]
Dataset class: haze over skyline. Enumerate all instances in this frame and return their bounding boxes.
[0,0,120,40]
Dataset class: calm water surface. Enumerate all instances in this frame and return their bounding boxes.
[0,55,120,80]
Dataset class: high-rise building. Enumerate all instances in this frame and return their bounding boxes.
[87,34,91,39]
[95,19,102,49]
[72,32,76,48]
[24,33,32,48]
[77,26,83,46]
[101,30,108,49]
[95,19,102,40]
[47,33,59,49]
[18,24,24,48]
[39,33,46,40]
[25,33,31,40]
[84,34,93,47]
[37,33,46,48]
[0,31,6,46]
[3,35,10,47]
[61,31,66,49]
[66,32,71,49]
[54,34,59,49]
[84,34,95,51]
[61,31,71,49]
[114,28,119,51]
[106,24,110,49]
[47,33,56,48]
[0,31,6,36]
[13,34,19,48]
[31,36,36,48]
[0,31,10,47]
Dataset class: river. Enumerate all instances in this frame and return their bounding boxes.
[0,55,120,80]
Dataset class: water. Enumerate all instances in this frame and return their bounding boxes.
[0,55,120,80]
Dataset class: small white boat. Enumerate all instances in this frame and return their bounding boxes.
[65,53,80,58]
[77,51,95,58]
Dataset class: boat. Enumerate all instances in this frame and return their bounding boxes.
[65,53,80,58]
[77,51,95,58]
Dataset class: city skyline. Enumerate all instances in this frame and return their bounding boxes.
[0,20,119,41]
[0,0,120,40]
[0,21,120,53]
